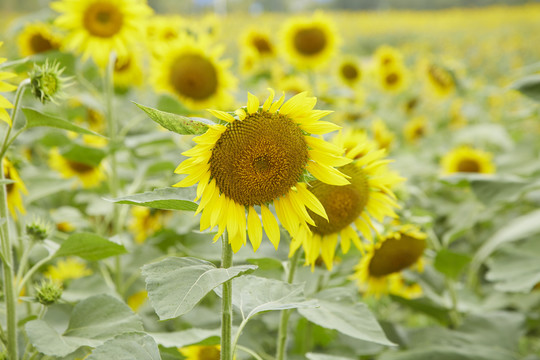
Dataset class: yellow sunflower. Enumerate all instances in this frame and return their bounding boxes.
[113,51,143,89]
[242,28,276,59]
[48,148,106,188]
[354,225,426,298]
[425,62,455,97]
[403,116,428,144]
[377,63,408,93]
[290,131,404,270]
[179,345,220,360]
[51,0,153,68]
[441,145,496,175]
[0,42,16,126]
[127,290,147,312]
[281,12,339,69]
[151,34,236,110]
[128,207,171,244]
[17,22,62,57]
[337,57,362,88]
[174,89,350,253]
[373,45,403,69]
[44,257,92,284]
[372,118,395,151]
[145,15,187,58]
[3,158,28,220]
[276,75,311,96]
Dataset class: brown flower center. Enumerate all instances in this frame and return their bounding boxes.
[67,160,95,174]
[169,54,218,101]
[83,2,124,38]
[368,234,425,277]
[252,36,273,55]
[293,26,327,56]
[198,346,220,360]
[308,164,369,235]
[385,72,399,86]
[428,65,453,89]
[457,158,480,173]
[29,34,55,54]
[341,63,359,81]
[210,111,308,206]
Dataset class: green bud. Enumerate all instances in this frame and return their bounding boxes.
[29,60,72,104]
[26,218,52,241]
[35,280,63,306]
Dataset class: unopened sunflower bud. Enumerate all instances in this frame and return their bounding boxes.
[26,218,52,241]
[29,60,71,104]
[35,280,63,305]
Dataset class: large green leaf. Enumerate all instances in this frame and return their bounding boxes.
[55,232,127,261]
[22,108,104,137]
[86,333,161,360]
[510,74,540,102]
[434,249,471,280]
[472,209,540,270]
[61,143,107,167]
[134,102,212,135]
[149,328,220,348]
[26,294,143,357]
[215,275,317,321]
[142,257,256,320]
[298,288,394,346]
[486,238,540,292]
[106,187,198,211]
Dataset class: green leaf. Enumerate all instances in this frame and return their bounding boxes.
[486,238,540,292]
[472,209,540,270]
[106,187,198,211]
[142,257,256,320]
[55,232,127,261]
[25,177,75,203]
[298,288,394,346]
[134,102,212,135]
[390,296,451,325]
[215,275,317,321]
[149,328,220,348]
[434,249,471,279]
[510,74,540,101]
[26,294,143,357]
[61,143,107,167]
[22,108,104,137]
[86,333,161,360]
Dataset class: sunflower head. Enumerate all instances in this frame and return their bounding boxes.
[337,57,362,87]
[441,145,495,175]
[128,207,171,244]
[372,119,395,151]
[242,28,276,58]
[48,148,106,188]
[377,63,408,93]
[179,345,221,360]
[404,116,428,144]
[425,62,455,97]
[44,257,92,284]
[354,224,426,298]
[35,280,63,306]
[281,12,339,69]
[26,217,53,242]
[174,89,350,253]
[290,131,405,270]
[3,158,28,220]
[17,22,62,57]
[374,45,403,69]
[29,60,71,104]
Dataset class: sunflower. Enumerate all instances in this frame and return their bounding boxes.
[403,116,428,144]
[113,51,143,89]
[17,22,62,57]
[127,290,147,312]
[151,34,236,110]
[0,42,16,126]
[51,0,153,68]
[425,62,455,97]
[3,158,28,220]
[372,118,395,151]
[48,148,106,188]
[377,63,408,93]
[337,57,362,88]
[373,45,403,69]
[145,15,187,58]
[354,225,426,298]
[281,12,339,69]
[179,345,221,360]
[289,131,404,270]
[441,145,495,175]
[174,89,350,253]
[44,257,92,284]
[275,74,311,97]
[242,28,276,59]
[128,207,171,244]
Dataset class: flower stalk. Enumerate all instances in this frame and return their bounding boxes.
[221,234,233,360]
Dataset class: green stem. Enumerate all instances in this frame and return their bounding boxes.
[221,234,233,360]
[1,79,30,158]
[17,254,55,295]
[276,249,301,360]
[22,306,46,360]
[446,279,461,328]
[236,345,264,360]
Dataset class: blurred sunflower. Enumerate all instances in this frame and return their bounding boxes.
[242,28,276,59]
[450,98,467,129]
[174,89,350,252]
[373,45,403,69]
[151,34,236,110]
[290,132,404,270]
[48,148,106,188]
[3,158,28,220]
[128,207,171,244]
[145,15,186,58]
[44,257,92,283]
[127,290,147,312]
[17,22,62,57]
[337,57,362,88]
[50,0,152,67]
[0,42,16,126]
[179,345,220,360]
[377,63,408,93]
[354,224,426,298]
[276,75,311,96]
[404,116,428,144]
[441,145,495,174]
[372,118,395,151]
[425,62,455,97]
[113,51,143,89]
[281,12,339,69]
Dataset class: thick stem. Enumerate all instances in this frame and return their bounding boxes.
[221,234,233,360]
[275,249,301,360]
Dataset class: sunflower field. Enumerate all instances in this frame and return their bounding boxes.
[0,0,539,359]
